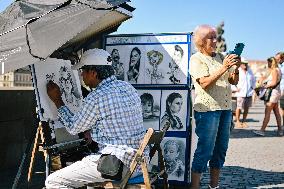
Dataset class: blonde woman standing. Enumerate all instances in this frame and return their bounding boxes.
[253,57,283,136]
[189,25,240,189]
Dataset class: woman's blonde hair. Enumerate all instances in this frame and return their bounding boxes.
[193,24,216,51]
[267,57,278,69]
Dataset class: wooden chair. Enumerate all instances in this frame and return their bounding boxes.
[89,123,170,189]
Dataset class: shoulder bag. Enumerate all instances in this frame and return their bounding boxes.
[259,80,281,102]
[97,154,124,180]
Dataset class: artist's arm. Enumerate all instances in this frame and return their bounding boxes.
[47,81,98,135]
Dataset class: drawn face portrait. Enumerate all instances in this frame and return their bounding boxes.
[140,93,155,119]
[111,49,120,63]
[59,67,73,92]
[147,50,163,68]
[172,45,184,64]
[61,68,71,80]
[63,78,73,93]
[169,97,183,114]
[164,141,179,162]
[130,49,141,67]
[173,50,182,64]
[142,101,153,117]
[58,66,81,107]
[149,52,160,65]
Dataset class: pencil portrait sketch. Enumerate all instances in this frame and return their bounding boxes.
[138,90,161,130]
[146,50,164,84]
[160,90,188,131]
[162,137,186,181]
[111,48,125,80]
[32,58,82,121]
[167,45,184,84]
[127,47,141,84]
[58,66,81,107]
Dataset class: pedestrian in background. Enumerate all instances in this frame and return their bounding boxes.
[275,52,284,127]
[231,57,256,128]
[253,57,283,136]
[189,24,240,189]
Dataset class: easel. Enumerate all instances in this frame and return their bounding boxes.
[27,120,85,183]
[27,121,48,182]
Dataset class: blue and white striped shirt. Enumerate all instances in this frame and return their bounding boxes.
[58,76,146,168]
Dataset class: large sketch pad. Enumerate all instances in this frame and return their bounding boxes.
[32,58,83,121]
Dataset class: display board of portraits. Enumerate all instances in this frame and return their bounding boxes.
[105,33,191,86]
[106,33,193,184]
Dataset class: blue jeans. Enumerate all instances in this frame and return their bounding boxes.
[191,110,232,173]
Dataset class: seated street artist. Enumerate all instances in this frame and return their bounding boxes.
[45,48,146,189]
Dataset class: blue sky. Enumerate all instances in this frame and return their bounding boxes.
[1,0,283,60]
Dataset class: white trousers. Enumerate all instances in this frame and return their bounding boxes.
[45,154,139,189]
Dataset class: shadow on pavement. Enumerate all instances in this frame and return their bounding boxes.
[230,129,281,139]
[201,166,284,189]
[0,150,46,189]
[244,118,259,122]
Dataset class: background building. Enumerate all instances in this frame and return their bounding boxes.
[0,66,33,88]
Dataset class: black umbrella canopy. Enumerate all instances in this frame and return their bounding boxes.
[0,0,134,74]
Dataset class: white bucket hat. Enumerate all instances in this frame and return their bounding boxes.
[241,57,249,64]
[72,48,112,70]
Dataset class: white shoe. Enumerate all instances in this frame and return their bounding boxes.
[253,130,265,136]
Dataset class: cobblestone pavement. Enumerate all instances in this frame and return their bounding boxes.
[200,100,284,189]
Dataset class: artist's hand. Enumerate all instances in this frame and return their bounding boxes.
[84,130,93,144]
[46,80,64,108]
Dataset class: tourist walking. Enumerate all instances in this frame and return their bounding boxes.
[253,57,283,137]
[232,57,256,128]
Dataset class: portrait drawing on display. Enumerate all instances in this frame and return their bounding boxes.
[146,50,164,84]
[139,90,161,130]
[167,45,184,84]
[162,138,185,181]
[111,48,125,80]
[127,47,141,84]
[160,92,184,131]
